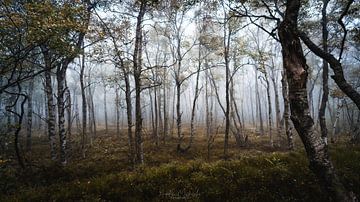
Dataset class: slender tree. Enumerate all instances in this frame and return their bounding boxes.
[318,0,330,145]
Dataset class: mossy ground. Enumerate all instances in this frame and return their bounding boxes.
[1,128,359,201]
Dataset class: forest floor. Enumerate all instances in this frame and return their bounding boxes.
[1,128,360,201]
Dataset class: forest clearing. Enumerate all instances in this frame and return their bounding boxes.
[1,0,360,201]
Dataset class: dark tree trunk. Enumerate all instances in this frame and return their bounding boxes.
[255,68,264,135]
[115,86,120,136]
[103,84,108,134]
[263,69,273,147]
[134,71,143,163]
[162,76,168,143]
[73,89,80,134]
[12,94,27,169]
[88,83,96,143]
[133,0,146,164]
[249,82,256,128]
[174,34,184,152]
[149,87,159,146]
[171,84,176,137]
[230,78,245,146]
[157,88,163,141]
[149,89,155,139]
[271,74,282,147]
[124,68,134,163]
[80,51,87,156]
[175,79,182,151]
[351,112,360,143]
[223,21,231,159]
[319,0,329,145]
[174,31,184,152]
[154,87,159,146]
[182,43,202,152]
[278,1,351,200]
[26,78,34,154]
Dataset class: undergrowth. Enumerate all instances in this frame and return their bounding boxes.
[1,132,359,201]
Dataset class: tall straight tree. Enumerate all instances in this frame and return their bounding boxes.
[80,46,87,157]
[26,76,34,154]
[222,2,231,158]
[41,46,57,161]
[133,0,146,164]
[318,0,330,145]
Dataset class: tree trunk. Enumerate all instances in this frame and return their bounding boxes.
[43,94,48,137]
[149,89,155,139]
[281,69,294,150]
[175,33,183,152]
[36,95,44,133]
[73,89,80,134]
[171,84,176,137]
[157,87,163,141]
[124,68,134,163]
[271,75,281,147]
[154,87,159,146]
[115,86,120,136]
[351,111,360,143]
[133,1,146,164]
[42,48,57,161]
[163,75,168,143]
[80,51,87,157]
[87,85,93,144]
[230,79,245,146]
[249,81,256,128]
[332,100,341,143]
[255,68,264,135]
[308,70,320,118]
[182,43,202,152]
[56,62,68,165]
[26,78,34,154]
[65,80,72,142]
[88,83,97,143]
[265,76,274,147]
[319,0,330,145]
[10,94,27,169]
[223,19,231,159]
[103,84,108,134]
[231,48,245,146]
[263,70,273,147]
[206,67,215,160]
[278,1,351,200]
[134,74,143,164]
[154,87,161,146]
[175,80,183,151]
